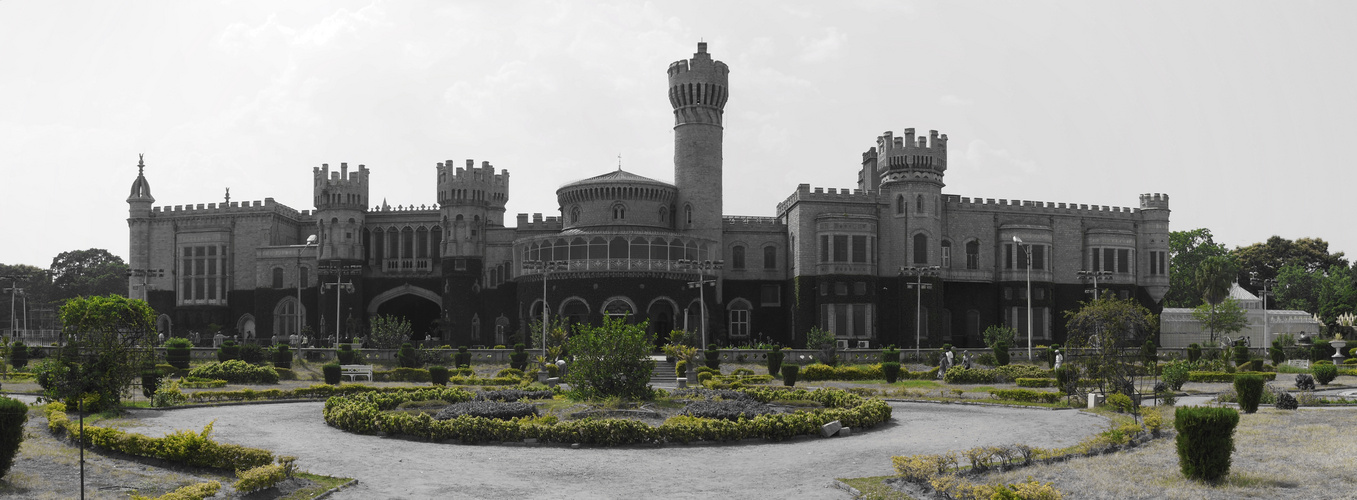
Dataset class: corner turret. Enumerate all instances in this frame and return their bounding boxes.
[127,153,155,216]
[875,128,948,188]
[313,162,369,261]
[437,159,510,257]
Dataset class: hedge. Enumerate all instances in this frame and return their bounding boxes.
[988,389,1062,404]
[187,360,279,384]
[322,386,892,445]
[1187,371,1277,383]
[1015,378,1056,388]
[1174,406,1239,482]
[130,481,221,500]
[44,403,275,471]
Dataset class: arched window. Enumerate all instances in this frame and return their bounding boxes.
[728,299,751,337]
[965,240,980,270]
[659,207,668,224]
[731,245,746,269]
[562,299,590,325]
[913,234,928,264]
[272,267,284,289]
[896,194,905,215]
[685,205,693,226]
[612,204,626,220]
[273,297,305,336]
[603,298,634,321]
[763,246,777,269]
[571,206,581,223]
[916,194,924,213]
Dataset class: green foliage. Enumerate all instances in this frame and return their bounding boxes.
[216,341,239,362]
[1165,228,1230,308]
[1142,340,1158,367]
[336,344,357,364]
[152,380,188,407]
[0,397,27,478]
[1233,374,1264,413]
[988,389,1062,404]
[272,344,291,369]
[509,343,529,371]
[1187,371,1276,383]
[1054,366,1079,395]
[397,343,420,368]
[44,405,275,470]
[429,366,450,386]
[781,365,799,386]
[767,348,784,376]
[141,369,161,399]
[704,347,721,370]
[130,481,221,500]
[1269,341,1286,366]
[982,325,1017,350]
[368,315,412,350]
[238,343,265,365]
[994,341,1010,366]
[1162,361,1191,391]
[805,326,837,366]
[187,360,279,384]
[9,341,27,369]
[233,462,294,494]
[1195,255,1239,344]
[1015,378,1055,388]
[882,362,901,383]
[563,317,655,400]
[1106,392,1134,413]
[1174,406,1240,482]
[322,363,341,385]
[377,367,431,382]
[1231,345,1249,367]
[47,248,130,302]
[454,346,472,368]
[1191,298,1249,343]
[166,341,192,370]
[47,295,157,410]
[1065,295,1157,395]
[1313,363,1338,385]
[1187,343,1202,362]
[674,359,688,378]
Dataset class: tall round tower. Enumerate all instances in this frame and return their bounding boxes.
[436,159,509,258]
[313,162,369,261]
[669,42,729,245]
[127,154,155,298]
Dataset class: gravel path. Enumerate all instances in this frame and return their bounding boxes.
[122,401,1109,499]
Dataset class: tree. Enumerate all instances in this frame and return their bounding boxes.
[1234,236,1348,297]
[0,263,52,332]
[366,315,411,349]
[1064,295,1158,397]
[1165,229,1230,308]
[805,326,837,365]
[48,249,129,302]
[1191,297,1248,344]
[563,317,655,400]
[1195,255,1238,345]
[982,324,1016,350]
[1276,263,1357,325]
[38,295,155,411]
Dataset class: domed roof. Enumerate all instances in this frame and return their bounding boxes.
[560,169,673,189]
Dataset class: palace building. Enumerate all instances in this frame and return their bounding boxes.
[126,43,1170,349]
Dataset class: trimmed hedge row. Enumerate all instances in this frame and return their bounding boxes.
[322,386,892,445]
[1187,371,1277,383]
[988,389,1063,404]
[187,360,279,384]
[944,365,1055,384]
[130,481,221,500]
[1015,378,1056,388]
[44,403,275,471]
[186,383,500,404]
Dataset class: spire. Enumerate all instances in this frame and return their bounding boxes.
[225,187,231,205]
[127,153,154,203]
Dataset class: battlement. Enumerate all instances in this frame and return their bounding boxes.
[1139,193,1170,210]
[438,159,510,207]
[151,198,309,219]
[369,203,438,213]
[722,216,785,229]
[313,162,370,210]
[942,194,1145,219]
[514,213,564,231]
[776,184,877,214]
[666,42,730,78]
[875,128,947,174]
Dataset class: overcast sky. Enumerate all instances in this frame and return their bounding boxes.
[2,1,1354,269]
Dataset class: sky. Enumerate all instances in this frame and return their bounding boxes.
[2,1,1355,269]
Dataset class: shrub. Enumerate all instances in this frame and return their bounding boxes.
[1162,361,1190,391]
[1295,373,1316,391]
[336,344,357,365]
[1143,340,1158,367]
[976,353,998,366]
[239,343,265,365]
[882,362,901,383]
[680,399,775,420]
[697,372,713,384]
[234,462,293,494]
[322,363,342,385]
[993,341,1010,366]
[1174,406,1240,482]
[1046,344,1061,369]
[1187,343,1202,363]
[272,345,291,369]
[0,396,27,478]
[141,369,162,398]
[943,367,997,384]
[1269,343,1286,366]
[509,344,529,371]
[992,364,1050,382]
[1230,345,1248,367]
[454,346,471,368]
[988,389,1061,404]
[187,360,279,384]
[152,380,188,407]
[378,367,430,382]
[1157,389,1177,406]
[217,340,240,362]
[880,348,900,364]
[274,367,297,381]
[1015,378,1055,388]
[1234,374,1264,413]
[166,340,192,370]
[434,401,538,420]
[1106,393,1134,413]
[766,348,783,376]
[675,360,688,378]
[9,341,27,369]
[1187,371,1276,383]
[1313,363,1338,385]
[1054,366,1078,395]
[131,481,221,500]
[429,366,450,386]
[1275,390,1299,410]
[799,363,835,381]
[563,317,655,400]
[704,347,721,370]
[781,365,799,386]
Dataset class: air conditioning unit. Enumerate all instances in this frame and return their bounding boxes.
[857,340,871,349]
[836,339,849,350]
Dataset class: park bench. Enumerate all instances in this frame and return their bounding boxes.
[341,364,373,382]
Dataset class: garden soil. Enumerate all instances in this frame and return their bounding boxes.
[118,400,1108,499]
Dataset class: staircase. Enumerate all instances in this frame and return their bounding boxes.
[649,356,677,386]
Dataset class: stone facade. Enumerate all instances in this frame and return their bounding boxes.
[126,43,1171,349]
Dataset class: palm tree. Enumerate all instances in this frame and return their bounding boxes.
[1195,255,1237,344]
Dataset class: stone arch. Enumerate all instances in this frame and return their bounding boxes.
[156,314,172,337]
[272,296,307,338]
[236,314,256,341]
[601,295,637,321]
[366,283,442,315]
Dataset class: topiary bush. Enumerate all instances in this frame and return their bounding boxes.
[398,343,420,368]
[165,337,193,370]
[704,347,721,370]
[1054,366,1079,396]
[767,348,784,376]
[1162,361,1190,391]
[993,341,1010,366]
[675,360,688,378]
[1313,363,1338,385]
[217,340,240,362]
[1234,375,1265,413]
[882,362,901,383]
[781,364,799,386]
[141,369,161,399]
[1174,406,1240,482]
[1274,389,1299,410]
[1187,343,1202,363]
[322,363,342,385]
[0,396,27,479]
[1232,345,1249,368]
[239,343,265,365]
[509,344,528,371]
[188,360,279,384]
[880,348,900,364]
[273,345,292,369]
[9,341,27,369]
[1270,341,1286,366]
[336,344,356,365]
[1106,392,1134,413]
[429,366,450,386]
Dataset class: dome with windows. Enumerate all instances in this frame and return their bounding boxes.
[556,170,678,230]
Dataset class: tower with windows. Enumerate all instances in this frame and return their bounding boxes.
[872,128,948,269]
[313,162,369,262]
[437,159,509,258]
[126,154,156,297]
[669,42,729,247]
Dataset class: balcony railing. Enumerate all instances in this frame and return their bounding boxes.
[383,258,432,274]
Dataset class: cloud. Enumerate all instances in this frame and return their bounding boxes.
[939,94,973,107]
[799,27,847,63]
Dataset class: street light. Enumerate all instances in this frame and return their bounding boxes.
[522,259,568,358]
[1013,236,1033,361]
[678,259,723,350]
[1253,278,1276,347]
[322,261,358,342]
[899,265,940,358]
[1077,270,1113,299]
[297,235,317,343]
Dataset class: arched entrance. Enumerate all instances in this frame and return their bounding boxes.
[368,284,443,340]
[647,298,678,351]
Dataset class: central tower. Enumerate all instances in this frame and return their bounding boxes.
[669,42,729,244]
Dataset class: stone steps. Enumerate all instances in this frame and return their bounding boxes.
[650,357,677,385]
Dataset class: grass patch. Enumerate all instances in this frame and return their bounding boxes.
[277,472,355,499]
[891,379,943,390]
[837,475,911,500]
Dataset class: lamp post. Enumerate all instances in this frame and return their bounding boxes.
[678,259,722,350]
[522,259,568,357]
[1013,236,1033,361]
[1,274,22,338]
[1253,278,1276,347]
[1077,270,1112,300]
[297,235,317,342]
[899,266,940,359]
[322,261,358,342]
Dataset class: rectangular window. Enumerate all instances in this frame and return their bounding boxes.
[853,282,867,295]
[1103,248,1116,272]
[1005,244,1014,269]
[852,305,867,337]
[941,245,951,268]
[1091,248,1100,271]
[179,244,227,305]
[833,235,849,263]
[851,235,867,263]
[1031,245,1045,270]
[454,259,467,271]
[820,235,830,262]
[760,285,781,306]
[729,309,749,337]
[1159,251,1168,275]
[1117,249,1131,273]
[820,304,875,338]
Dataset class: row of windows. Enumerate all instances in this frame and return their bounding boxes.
[270,266,310,289]
[728,245,777,270]
[819,234,876,263]
[818,235,1143,274]
[523,237,713,262]
[180,245,228,305]
[567,204,694,228]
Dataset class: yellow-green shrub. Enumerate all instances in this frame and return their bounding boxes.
[130,481,221,500]
[44,405,274,470]
[233,461,293,493]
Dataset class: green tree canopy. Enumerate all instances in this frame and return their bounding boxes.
[1165,228,1230,308]
[982,324,1017,350]
[1276,263,1356,324]
[1234,236,1348,294]
[1190,297,1248,344]
[49,249,129,302]
[1064,295,1158,396]
[367,314,412,349]
[40,295,156,410]
[563,317,655,400]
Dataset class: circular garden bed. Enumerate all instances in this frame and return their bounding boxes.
[323,386,892,446]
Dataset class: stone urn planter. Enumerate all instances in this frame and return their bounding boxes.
[1331,337,1346,365]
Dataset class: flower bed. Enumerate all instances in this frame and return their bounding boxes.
[44,403,276,471]
[322,386,892,445]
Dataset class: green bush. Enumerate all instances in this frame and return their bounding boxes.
[377,367,430,382]
[1106,393,1134,413]
[44,404,274,471]
[141,369,162,399]
[1313,363,1338,385]
[993,341,1010,366]
[767,348,784,376]
[234,462,293,494]
[509,344,528,371]
[322,363,342,385]
[882,362,901,383]
[397,343,420,368]
[1143,340,1158,367]
[336,344,357,365]
[1269,341,1286,366]
[1187,371,1277,383]
[563,317,655,400]
[454,346,471,368]
[495,368,523,379]
[131,480,221,500]
[988,389,1061,404]
[9,341,27,369]
[429,366,450,386]
[943,366,997,384]
[152,380,188,407]
[1174,406,1240,482]
[675,360,688,378]
[799,363,835,381]
[1162,361,1190,391]
[1054,366,1078,395]
[781,365,799,386]
[217,341,240,362]
[697,371,713,384]
[704,347,720,370]
[1233,374,1264,413]
[1232,346,1249,367]
[1187,343,1202,363]
[188,360,279,384]
[0,396,27,478]
[880,348,900,364]
[1015,378,1056,388]
[239,343,265,365]
[166,342,192,370]
[272,345,291,369]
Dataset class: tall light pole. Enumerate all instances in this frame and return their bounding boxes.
[679,259,722,350]
[297,235,317,341]
[900,266,940,358]
[1,274,21,338]
[522,259,567,357]
[1253,278,1276,347]
[1078,270,1112,300]
[1013,236,1033,361]
[322,261,358,342]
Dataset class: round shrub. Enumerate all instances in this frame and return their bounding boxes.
[781,364,799,386]
[1274,390,1299,410]
[1187,343,1202,363]
[880,348,900,364]
[429,366,450,386]
[273,345,292,369]
[697,371,713,384]
[0,396,27,478]
[336,344,356,365]
[322,363,342,385]
[704,347,720,370]
[1054,366,1079,395]
[767,348,784,376]
[882,362,901,383]
[141,369,162,399]
[217,340,240,362]
[1233,374,1264,413]
[1174,406,1240,482]
[675,360,689,378]
[9,341,27,369]
[166,338,193,370]
[993,342,1010,366]
[188,360,279,384]
[496,368,524,379]
[453,346,471,368]
[239,344,265,365]
[509,344,528,371]
[1312,364,1338,385]
[1294,373,1316,391]
[398,343,420,368]
[1162,361,1190,391]
[1106,393,1134,413]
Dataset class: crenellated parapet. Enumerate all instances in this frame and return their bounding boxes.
[875,128,948,187]
[942,194,1144,219]
[313,163,369,211]
[1139,193,1170,211]
[776,184,878,215]
[151,198,309,219]
[437,159,510,208]
[514,213,563,232]
[668,42,729,127]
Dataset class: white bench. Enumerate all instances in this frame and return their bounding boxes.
[340,364,373,382]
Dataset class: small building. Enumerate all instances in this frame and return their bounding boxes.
[1159,284,1320,348]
